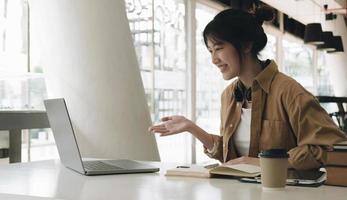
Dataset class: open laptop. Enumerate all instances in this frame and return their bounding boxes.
[44,98,159,175]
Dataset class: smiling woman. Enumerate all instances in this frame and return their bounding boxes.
[149,6,347,170]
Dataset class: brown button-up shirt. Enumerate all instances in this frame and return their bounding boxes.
[204,60,347,170]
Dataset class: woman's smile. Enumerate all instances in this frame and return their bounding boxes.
[218,64,228,73]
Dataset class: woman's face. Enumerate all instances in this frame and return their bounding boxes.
[207,39,241,80]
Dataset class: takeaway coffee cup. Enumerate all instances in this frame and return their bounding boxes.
[259,149,289,190]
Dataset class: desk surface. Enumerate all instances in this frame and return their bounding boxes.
[0,160,346,200]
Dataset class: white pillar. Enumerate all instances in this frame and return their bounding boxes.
[30,0,160,161]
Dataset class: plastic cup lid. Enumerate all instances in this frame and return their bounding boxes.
[258,149,289,158]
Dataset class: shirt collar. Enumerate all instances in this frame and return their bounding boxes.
[254,60,278,93]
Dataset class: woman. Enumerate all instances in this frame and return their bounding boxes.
[148,8,347,170]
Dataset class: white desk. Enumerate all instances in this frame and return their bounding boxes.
[0,160,346,200]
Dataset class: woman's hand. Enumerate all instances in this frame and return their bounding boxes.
[148,116,194,136]
[225,156,260,166]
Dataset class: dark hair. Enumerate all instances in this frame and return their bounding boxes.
[203,7,274,60]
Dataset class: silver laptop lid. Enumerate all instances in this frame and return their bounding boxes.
[44,98,85,174]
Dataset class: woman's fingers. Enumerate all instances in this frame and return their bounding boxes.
[153,128,169,133]
[148,115,182,136]
[150,127,173,136]
[149,127,167,132]
[150,124,166,129]
[161,116,172,121]
[148,124,176,136]
[159,131,176,137]
[148,124,165,131]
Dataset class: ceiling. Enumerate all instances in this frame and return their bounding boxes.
[261,0,346,24]
[215,0,346,24]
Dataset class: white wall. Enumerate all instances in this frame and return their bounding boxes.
[30,0,160,161]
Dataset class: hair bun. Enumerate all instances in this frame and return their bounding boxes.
[254,5,274,25]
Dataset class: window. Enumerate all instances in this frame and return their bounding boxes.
[259,33,277,61]
[282,39,315,93]
[126,0,189,163]
[0,0,30,109]
[317,51,334,96]
[0,0,54,162]
[124,0,153,110]
[195,3,226,163]
[316,51,337,114]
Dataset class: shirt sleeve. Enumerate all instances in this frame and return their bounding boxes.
[286,92,347,170]
[203,134,224,162]
[204,84,236,163]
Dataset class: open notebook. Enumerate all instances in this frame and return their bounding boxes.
[165,164,261,178]
[166,164,326,186]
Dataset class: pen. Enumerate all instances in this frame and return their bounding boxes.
[176,166,190,168]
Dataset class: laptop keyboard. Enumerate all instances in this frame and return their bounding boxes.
[83,161,123,171]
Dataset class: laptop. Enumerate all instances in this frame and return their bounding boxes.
[44,98,159,175]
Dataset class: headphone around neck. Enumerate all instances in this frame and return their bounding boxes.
[234,81,252,102]
[233,59,271,102]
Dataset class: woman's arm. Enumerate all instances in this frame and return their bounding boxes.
[285,92,347,170]
[188,122,215,150]
[148,115,214,150]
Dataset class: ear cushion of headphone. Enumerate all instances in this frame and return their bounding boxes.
[245,88,252,102]
[234,86,244,102]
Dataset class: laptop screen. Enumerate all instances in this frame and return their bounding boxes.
[44,98,85,174]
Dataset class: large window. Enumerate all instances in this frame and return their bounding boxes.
[0,0,30,109]
[0,0,53,163]
[153,0,188,163]
[126,0,189,163]
[124,0,153,110]
[0,0,47,110]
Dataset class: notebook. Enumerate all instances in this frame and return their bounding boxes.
[44,98,159,176]
[165,163,261,178]
[166,163,326,186]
